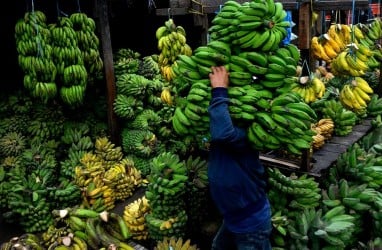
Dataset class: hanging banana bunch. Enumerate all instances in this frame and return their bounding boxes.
[69,12,104,79]
[50,16,88,107]
[15,10,58,103]
[291,74,326,103]
[156,18,192,82]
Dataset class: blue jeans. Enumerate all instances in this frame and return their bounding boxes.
[211,221,272,250]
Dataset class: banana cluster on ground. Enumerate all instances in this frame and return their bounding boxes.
[46,207,134,250]
[145,152,189,240]
[156,18,192,82]
[154,237,199,250]
[288,206,356,249]
[123,196,151,241]
[322,99,358,136]
[0,233,45,250]
[74,137,142,212]
[339,76,373,112]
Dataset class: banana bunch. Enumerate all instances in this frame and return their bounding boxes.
[145,152,188,240]
[367,94,382,116]
[173,40,231,82]
[247,92,317,155]
[311,118,335,149]
[259,45,300,90]
[339,77,373,112]
[311,24,349,62]
[267,168,321,211]
[310,34,343,62]
[209,0,291,52]
[288,205,356,249]
[322,179,377,213]
[330,45,371,77]
[154,237,199,250]
[70,12,103,76]
[332,142,382,188]
[290,74,326,103]
[356,18,382,46]
[0,233,44,250]
[49,16,88,106]
[15,10,58,102]
[145,210,188,241]
[156,18,192,82]
[171,83,211,137]
[123,196,150,241]
[160,87,173,106]
[57,209,133,250]
[269,211,289,248]
[322,99,357,136]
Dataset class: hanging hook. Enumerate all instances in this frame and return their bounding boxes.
[167,8,172,19]
[76,0,81,13]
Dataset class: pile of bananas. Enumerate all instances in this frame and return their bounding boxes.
[209,0,290,52]
[156,18,192,82]
[123,196,150,241]
[15,10,58,102]
[0,233,44,250]
[145,152,189,240]
[311,118,335,149]
[290,75,326,103]
[322,99,358,136]
[74,137,142,212]
[333,142,382,189]
[154,237,199,250]
[48,207,133,250]
[339,76,374,112]
[288,206,356,249]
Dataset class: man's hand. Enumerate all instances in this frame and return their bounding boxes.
[209,66,229,89]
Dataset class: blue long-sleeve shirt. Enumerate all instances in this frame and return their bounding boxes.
[208,87,271,233]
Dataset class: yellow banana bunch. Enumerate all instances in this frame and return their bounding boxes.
[310,36,332,62]
[156,18,193,82]
[327,24,347,50]
[160,87,173,105]
[291,75,325,103]
[123,197,150,241]
[330,47,370,77]
[314,118,335,140]
[339,83,369,111]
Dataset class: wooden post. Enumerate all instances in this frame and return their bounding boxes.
[95,0,120,144]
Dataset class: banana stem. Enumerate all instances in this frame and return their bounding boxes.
[263,20,275,29]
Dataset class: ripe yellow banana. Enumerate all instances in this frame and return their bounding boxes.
[354,76,373,94]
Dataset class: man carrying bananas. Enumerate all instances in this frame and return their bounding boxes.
[207,66,272,250]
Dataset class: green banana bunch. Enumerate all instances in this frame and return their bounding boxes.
[322,99,358,136]
[156,18,192,81]
[15,10,58,103]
